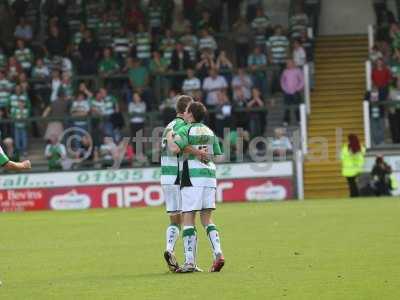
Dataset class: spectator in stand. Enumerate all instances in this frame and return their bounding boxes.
[2,137,19,162]
[196,50,216,79]
[376,5,395,41]
[267,25,290,92]
[389,23,400,50]
[149,50,169,74]
[59,72,73,101]
[365,85,385,145]
[45,134,67,170]
[280,59,304,125]
[6,56,23,81]
[74,134,98,169]
[129,92,146,140]
[180,25,198,62]
[370,44,384,63]
[292,39,306,67]
[159,89,178,125]
[388,80,400,143]
[247,46,268,97]
[99,136,118,168]
[127,58,151,108]
[172,11,191,37]
[135,23,152,66]
[198,29,218,56]
[98,47,120,77]
[18,72,29,95]
[372,58,392,101]
[46,25,66,57]
[247,87,266,137]
[70,91,91,131]
[169,42,192,89]
[96,12,114,46]
[254,27,267,53]
[289,4,309,38]
[160,29,176,66]
[270,127,293,158]
[50,69,62,102]
[12,100,29,156]
[202,67,228,107]
[148,0,162,36]
[232,88,249,128]
[0,46,7,70]
[32,58,51,105]
[377,40,392,64]
[126,2,145,32]
[0,70,14,109]
[389,49,400,83]
[232,16,252,67]
[112,27,134,63]
[216,50,234,80]
[182,68,201,97]
[232,68,253,102]
[299,30,314,63]
[197,10,214,32]
[78,29,98,75]
[14,17,33,43]
[251,6,272,37]
[100,87,121,140]
[42,90,70,141]
[214,91,232,138]
[9,84,30,113]
[246,0,262,22]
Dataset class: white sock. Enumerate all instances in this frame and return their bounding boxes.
[166,224,180,253]
[183,226,197,265]
[206,224,222,259]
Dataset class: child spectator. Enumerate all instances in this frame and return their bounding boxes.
[270,127,292,158]
[293,39,307,67]
[45,134,67,170]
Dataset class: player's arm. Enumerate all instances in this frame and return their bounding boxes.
[166,130,181,154]
[3,160,31,171]
[183,146,210,161]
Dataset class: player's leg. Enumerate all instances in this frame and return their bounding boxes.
[162,185,182,271]
[200,187,225,272]
[176,187,201,273]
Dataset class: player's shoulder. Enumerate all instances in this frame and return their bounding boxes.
[189,123,215,136]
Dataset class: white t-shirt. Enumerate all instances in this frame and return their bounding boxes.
[293,47,306,67]
[182,77,201,94]
[202,76,228,106]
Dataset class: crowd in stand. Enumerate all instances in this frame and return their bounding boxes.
[0,0,313,169]
[368,2,400,145]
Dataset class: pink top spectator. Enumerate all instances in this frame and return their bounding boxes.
[280,66,304,95]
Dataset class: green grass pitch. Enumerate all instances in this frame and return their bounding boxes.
[1,198,400,300]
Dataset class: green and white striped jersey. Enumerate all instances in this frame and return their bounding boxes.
[0,145,9,167]
[160,117,186,185]
[174,123,222,188]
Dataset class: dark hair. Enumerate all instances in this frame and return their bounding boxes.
[188,101,207,122]
[348,134,361,154]
[176,95,193,114]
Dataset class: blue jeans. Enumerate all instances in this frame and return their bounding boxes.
[14,127,27,153]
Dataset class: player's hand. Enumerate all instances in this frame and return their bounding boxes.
[21,160,31,169]
[197,149,211,163]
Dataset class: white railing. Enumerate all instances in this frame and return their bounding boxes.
[307,27,314,40]
[363,101,372,149]
[303,63,311,114]
[365,60,372,91]
[295,149,304,200]
[368,24,374,52]
[300,103,308,155]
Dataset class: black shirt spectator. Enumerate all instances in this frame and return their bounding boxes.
[169,43,192,71]
[46,26,66,57]
[78,30,98,75]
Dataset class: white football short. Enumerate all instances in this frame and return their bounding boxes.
[181,186,216,212]
[162,185,181,214]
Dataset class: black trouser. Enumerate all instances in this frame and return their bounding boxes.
[346,176,359,197]
[388,109,400,144]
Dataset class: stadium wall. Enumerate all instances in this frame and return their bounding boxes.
[0,162,294,213]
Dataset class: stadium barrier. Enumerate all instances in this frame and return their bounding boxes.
[0,162,295,213]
